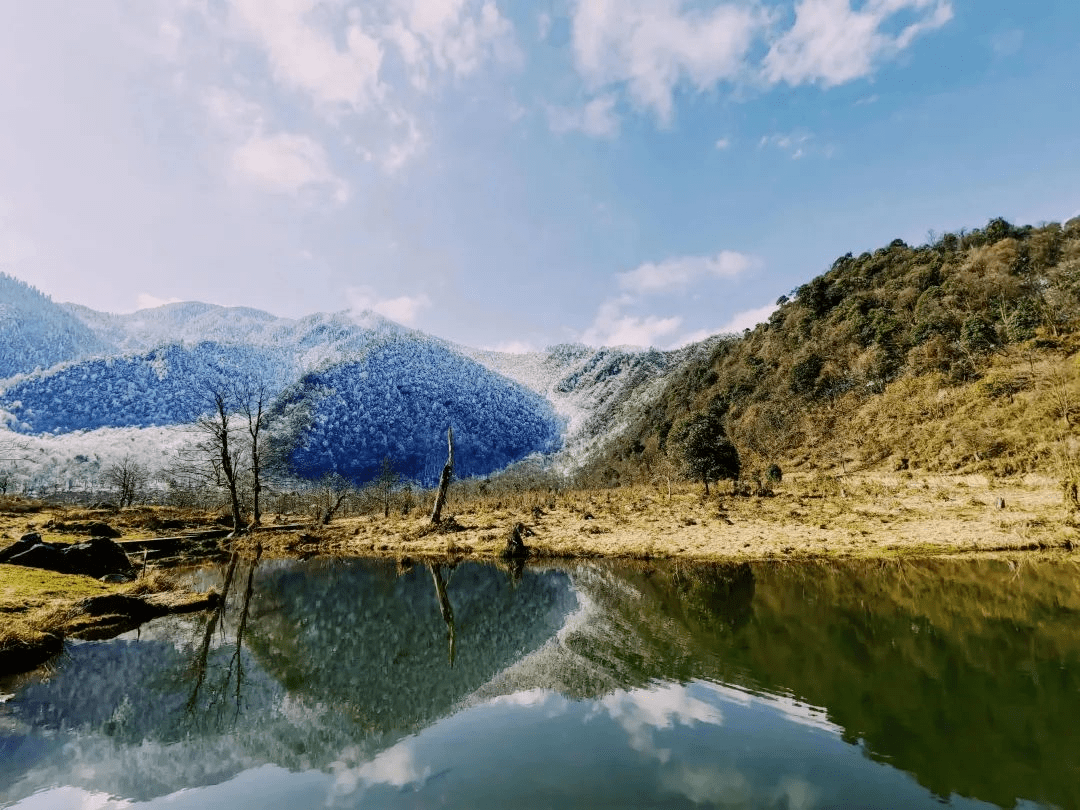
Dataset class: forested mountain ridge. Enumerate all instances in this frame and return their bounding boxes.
[576,217,1080,487]
[0,285,687,489]
[0,273,116,377]
[0,341,291,434]
[268,335,562,486]
[61,301,408,364]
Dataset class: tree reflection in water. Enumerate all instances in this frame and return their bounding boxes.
[428,562,456,667]
[185,547,262,725]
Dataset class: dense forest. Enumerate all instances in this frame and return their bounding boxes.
[269,336,562,487]
[576,217,1080,490]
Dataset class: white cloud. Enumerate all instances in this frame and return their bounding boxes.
[329,739,428,801]
[565,0,953,130]
[347,285,431,325]
[760,131,813,159]
[763,0,954,87]
[135,293,183,310]
[586,250,762,347]
[394,0,517,80]
[571,0,768,124]
[227,0,385,113]
[537,11,552,41]
[231,132,350,202]
[547,94,620,139]
[202,86,352,201]
[173,1,516,177]
[714,137,731,150]
[203,86,265,138]
[358,107,427,172]
[674,302,778,346]
[661,764,753,806]
[581,296,682,348]
[989,28,1023,57]
[618,251,755,294]
[601,683,724,761]
[720,301,779,332]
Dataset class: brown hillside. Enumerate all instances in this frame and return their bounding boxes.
[576,217,1080,503]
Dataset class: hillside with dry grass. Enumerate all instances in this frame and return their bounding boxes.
[575,217,1080,508]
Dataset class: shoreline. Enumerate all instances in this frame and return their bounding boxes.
[2,472,1076,677]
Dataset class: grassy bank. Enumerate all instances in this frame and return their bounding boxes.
[0,565,218,675]
[0,500,223,675]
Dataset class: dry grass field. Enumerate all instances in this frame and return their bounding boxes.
[232,471,1077,561]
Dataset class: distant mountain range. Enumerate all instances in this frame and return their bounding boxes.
[0,272,697,487]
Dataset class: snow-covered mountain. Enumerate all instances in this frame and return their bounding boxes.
[61,301,407,369]
[458,340,719,469]
[0,342,291,434]
[0,277,702,489]
[0,273,116,377]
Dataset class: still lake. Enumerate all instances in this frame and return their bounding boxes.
[1,555,1078,809]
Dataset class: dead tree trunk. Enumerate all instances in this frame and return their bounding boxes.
[319,473,352,525]
[430,426,454,525]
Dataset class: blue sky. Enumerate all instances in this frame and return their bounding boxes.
[1,1,1078,351]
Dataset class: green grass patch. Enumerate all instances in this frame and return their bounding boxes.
[0,564,117,612]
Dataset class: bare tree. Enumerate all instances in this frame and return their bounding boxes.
[194,386,245,536]
[318,472,353,524]
[0,437,29,496]
[375,456,399,519]
[238,383,270,527]
[103,455,149,507]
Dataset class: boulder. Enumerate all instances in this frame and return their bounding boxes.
[0,536,41,563]
[45,521,122,538]
[0,537,134,579]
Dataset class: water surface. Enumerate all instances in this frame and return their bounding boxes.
[1,555,1077,809]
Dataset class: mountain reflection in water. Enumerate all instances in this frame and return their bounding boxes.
[0,555,1076,809]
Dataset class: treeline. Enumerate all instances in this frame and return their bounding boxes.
[576,216,1080,487]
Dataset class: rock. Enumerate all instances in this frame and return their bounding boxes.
[0,536,42,564]
[45,521,122,538]
[0,537,134,579]
[85,522,122,538]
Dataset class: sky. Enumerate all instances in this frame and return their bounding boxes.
[1,1,1078,352]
